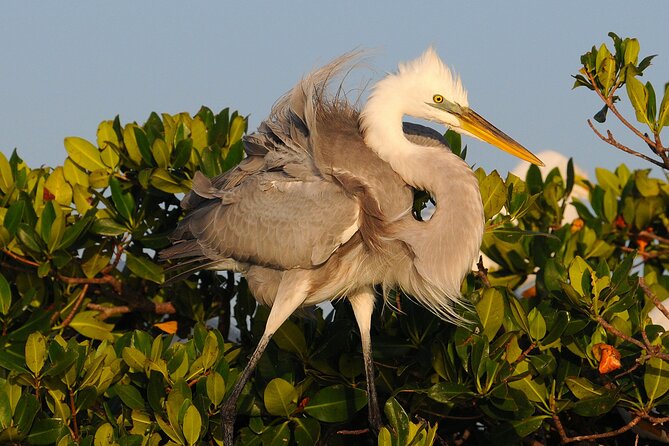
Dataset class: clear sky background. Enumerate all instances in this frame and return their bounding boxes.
[2,2,668,178]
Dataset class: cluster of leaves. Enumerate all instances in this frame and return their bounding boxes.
[0,35,669,445]
[574,32,669,169]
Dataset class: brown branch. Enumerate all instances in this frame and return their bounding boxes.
[597,316,669,361]
[474,256,491,288]
[61,284,89,327]
[645,414,669,424]
[587,120,666,169]
[69,388,79,440]
[585,71,659,149]
[638,230,669,245]
[1,248,39,267]
[87,301,176,320]
[57,273,122,295]
[640,277,669,321]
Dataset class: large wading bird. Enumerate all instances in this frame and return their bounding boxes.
[161,48,544,443]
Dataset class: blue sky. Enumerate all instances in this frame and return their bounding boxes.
[2,2,668,177]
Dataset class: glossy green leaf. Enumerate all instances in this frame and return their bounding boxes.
[14,393,39,434]
[293,417,320,445]
[427,382,472,403]
[25,332,47,375]
[133,127,154,166]
[479,170,506,220]
[0,151,13,193]
[272,319,307,357]
[25,418,67,445]
[64,136,105,171]
[304,385,367,422]
[90,218,127,236]
[510,416,548,437]
[114,384,145,410]
[263,378,297,417]
[626,73,650,125]
[0,272,10,315]
[384,397,409,445]
[528,307,546,341]
[109,176,135,223]
[645,357,669,402]
[125,251,164,284]
[260,422,290,446]
[206,372,225,407]
[68,311,115,341]
[182,405,202,446]
[476,288,504,339]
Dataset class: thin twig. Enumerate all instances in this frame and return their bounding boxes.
[474,256,491,288]
[638,230,669,245]
[87,301,176,320]
[640,277,669,321]
[58,273,122,295]
[1,248,39,267]
[587,120,666,169]
[61,284,89,327]
[585,71,659,150]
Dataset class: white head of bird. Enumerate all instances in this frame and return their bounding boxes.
[361,47,544,169]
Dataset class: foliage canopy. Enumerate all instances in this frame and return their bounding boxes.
[0,34,669,445]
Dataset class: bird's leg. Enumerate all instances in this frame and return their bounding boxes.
[349,287,382,432]
[221,271,310,445]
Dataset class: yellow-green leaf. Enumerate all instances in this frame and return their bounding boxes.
[97,120,119,150]
[182,405,202,446]
[64,137,105,171]
[122,124,142,164]
[152,139,170,169]
[476,288,504,339]
[25,332,47,376]
[44,167,73,207]
[0,272,10,315]
[69,311,114,341]
[626,74,650,125]
[0,151,13,193]
[645,357,669,402]
[264,378,297,417]
[63,158,89,187]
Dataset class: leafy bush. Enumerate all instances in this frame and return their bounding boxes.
[0,35,668,445]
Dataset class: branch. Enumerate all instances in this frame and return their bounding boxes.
[585,71,659,150]
[474,256,491,288]
[640,277,669,321]
[1,248,39,267]
[597,316,669,361]
[587,120,667,169]
[61,284,89,327]
[87,301,176,320]
[57,273,122,295]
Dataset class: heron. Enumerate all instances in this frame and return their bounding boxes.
[161,48,544,443]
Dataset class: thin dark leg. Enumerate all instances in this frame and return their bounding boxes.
[349,287,382,431]
[221,334,271,445]
[220,270,309,445]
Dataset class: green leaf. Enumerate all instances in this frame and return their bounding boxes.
[94,423,115,446]
[206,372,225,407]
[263,378,297,417]
[0,151,13,193]
[568,256,590,297]
[81,245,111,278]
[645,357,669,402]
[122,347,148,371]
[69,311,115,341]
[571,392,618,417]
[476,288,504,339]
[510,416,548,437]
[260,422,291,446]
[125,251,164,284]
[64,136,105,171]
[565,377,605,400]
[479,170,506,220]
[528,307,546,341]
[14,393,39,434]
[152,139,170,169]
[384,397,409,445]
[427,382,472,403]
[114,384,145,410]
[150,168,189,194]
[25,418,67,445]
[25,332,47,375]
[133,127,154,166]
[624,38,640,65]
[304,385,367,422]
[0,272,11,315]
[273,319,307,357]
[658,83,669,128]
[90,218,127,236]
[109,177,135,223]
[182,405,202,446]
[293,417,320,445]
[626,73,650,125]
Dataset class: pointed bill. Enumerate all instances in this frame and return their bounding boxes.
[458,108,544,166]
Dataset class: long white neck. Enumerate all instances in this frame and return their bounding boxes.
[360,83,484,322]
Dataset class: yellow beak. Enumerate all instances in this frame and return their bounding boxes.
[456,108,544,166]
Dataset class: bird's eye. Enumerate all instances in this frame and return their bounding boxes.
[433,94,444,104]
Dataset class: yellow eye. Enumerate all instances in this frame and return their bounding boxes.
[433,94,444,104]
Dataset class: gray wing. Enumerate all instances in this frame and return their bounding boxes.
[168,171,359,270]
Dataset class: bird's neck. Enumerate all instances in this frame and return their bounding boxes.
[361,93,485,321]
